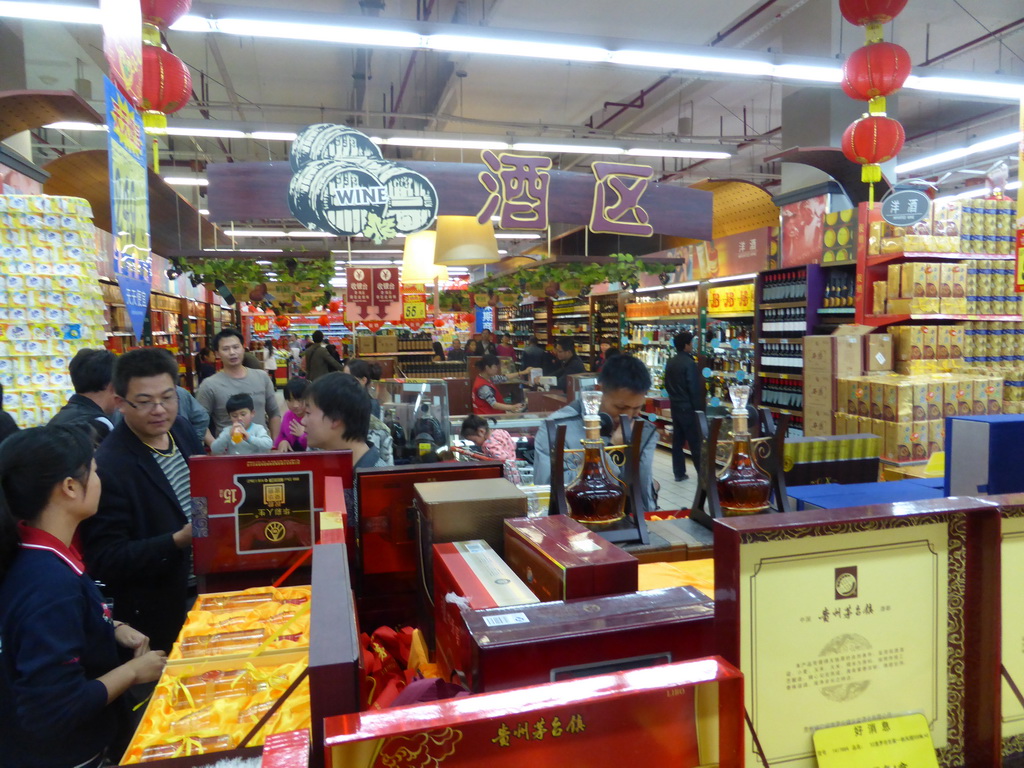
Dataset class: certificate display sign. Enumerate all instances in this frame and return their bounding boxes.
[743,522,951,765]
[714,498,1001,768]
[233,470,313,553]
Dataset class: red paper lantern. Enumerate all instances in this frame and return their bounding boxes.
[433,319,445,328]
[318,315,330,327]
[839,0,907,26]
[328,299,342,313]
[842,114,905,183]
[141,0,192,28]
[137,45,192,129]
[841,42,911,101]
[275,315,290,329]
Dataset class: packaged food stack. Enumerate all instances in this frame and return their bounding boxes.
[962,321,1024,367]
[883,262,969,315]
[892,324,966,374]
[0,195,108,427]
[169,586,312,661]
[836,372,1002,462]
[961,198,1016,255]
[868,200,961,255]
[965,259,1021,316]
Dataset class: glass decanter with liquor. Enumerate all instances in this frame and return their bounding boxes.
[716,384,772,516]
[565,391,626,526]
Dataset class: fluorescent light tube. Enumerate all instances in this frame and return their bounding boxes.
[198,209,210,215]
[215,17,422,48]
[159,126,247,139]
[610,49,773,77]
[287,230,336,238]
[904,75,1024,102]
[625,148,731,159]
[163,177,209,186]
[706,272,758,284]
[227,230,287,237]
[896,131,1020,174]
[511,141,623,155]
[427,33,607,62]
[772,63,843,83]
[0,1,100,24]
[382,136,509,150]
[494,233,542,240]
[45,121,106,131]
[250,131,298,141]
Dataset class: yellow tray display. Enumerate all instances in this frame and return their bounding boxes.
[121,653,310,763]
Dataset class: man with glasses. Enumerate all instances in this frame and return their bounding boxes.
[80,348,203,653]
[197,328,281,446]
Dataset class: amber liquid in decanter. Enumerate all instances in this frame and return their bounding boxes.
[565,416,626,526]
[716,386,771,516]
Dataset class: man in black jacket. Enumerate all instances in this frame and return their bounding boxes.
[664,331,706,482]
[80,348,202,652]
[550,338,587,391]
[48,347,118,442]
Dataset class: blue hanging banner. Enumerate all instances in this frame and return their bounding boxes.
[475,306,495,333]
[104,76,152,341]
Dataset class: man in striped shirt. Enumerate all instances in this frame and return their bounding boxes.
[80,348,203,653]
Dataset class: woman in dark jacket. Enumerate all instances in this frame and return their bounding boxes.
[0,426,166,768]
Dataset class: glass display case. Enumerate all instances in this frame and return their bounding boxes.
[376,380,450,463]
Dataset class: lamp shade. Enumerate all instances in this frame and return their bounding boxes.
[401,230,449,284]
[433,215,500,267]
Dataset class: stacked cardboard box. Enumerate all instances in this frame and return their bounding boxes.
[803,326,893,436]
[867,198,1015,257]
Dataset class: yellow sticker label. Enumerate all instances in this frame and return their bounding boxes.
[812,713,938,768]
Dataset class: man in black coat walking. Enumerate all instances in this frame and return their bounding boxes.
[664,331,706,482]
[80,348,202,652]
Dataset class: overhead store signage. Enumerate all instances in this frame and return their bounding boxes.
[345,267,401,332]
[288,124,439,244]
[209,157,712,240]
[707,283,755,315]
[104,76,152,340]
[637,228,773,289]
[881,189,930,227]
[478,151,655,236]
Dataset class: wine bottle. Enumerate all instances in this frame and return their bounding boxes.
[717,384,772,516]
[565,391,626,526]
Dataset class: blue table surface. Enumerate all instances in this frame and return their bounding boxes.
[787,480,944,510]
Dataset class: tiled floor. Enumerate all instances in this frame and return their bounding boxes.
[652,446,699,513]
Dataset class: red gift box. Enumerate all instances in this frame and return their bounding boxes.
[452,585,714,692]
[503,516,638,602]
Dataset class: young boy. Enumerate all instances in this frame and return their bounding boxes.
[211,393,274,455]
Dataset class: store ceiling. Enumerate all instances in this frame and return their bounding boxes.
[10,0,1024,257]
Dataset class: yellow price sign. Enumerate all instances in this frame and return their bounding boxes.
[813,713,938,768]
[404,301,426,320]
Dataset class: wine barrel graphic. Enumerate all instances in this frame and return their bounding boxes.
[290,124,382,172]
[356,159,438,234]
[306,160,390,236]
[287,159,334,228]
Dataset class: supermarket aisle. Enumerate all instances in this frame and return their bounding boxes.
[652,447,698,513]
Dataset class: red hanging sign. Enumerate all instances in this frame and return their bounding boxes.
[345,266,402,325]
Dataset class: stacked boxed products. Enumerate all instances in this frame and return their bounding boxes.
[882,260,1019,318]
[835,373,1003,462]
[803,326,893,435]
[867,197,1015,256]
[123,587,313,762]
[893,324,966,371]
[0,195,107,427]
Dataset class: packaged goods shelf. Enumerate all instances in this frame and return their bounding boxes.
[758,338,803,344]
[765,405,802,416]
[817,308,857,315]
[757,301,807,310]
[867,313,1024,324]
[867,251,1017,266]
[757,372,803,380]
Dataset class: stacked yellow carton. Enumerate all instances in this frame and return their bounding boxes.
[0,195,108,426]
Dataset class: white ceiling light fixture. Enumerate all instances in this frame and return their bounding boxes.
[511,141,622,155]
[203,247,284,253]
[227,229,287,237]
[213,17,422,49]
[609,50,773,77]
[0,1,99,24]
[426,34,607,63]
[904,74,1024,102]
[380,136,509,151]
[157,126,248,139]
[251,131,299,141]
[625,147,731,160]
[163,177,209,186]
[198,208,210,215]
[44,121,107,132]
[896,131,1021,174]
[287,229,336,238]
[494,233,542,240]
[331,249,405,256]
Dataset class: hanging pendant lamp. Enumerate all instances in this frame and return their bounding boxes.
[433,215,500,267]
[401,230,448,284]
